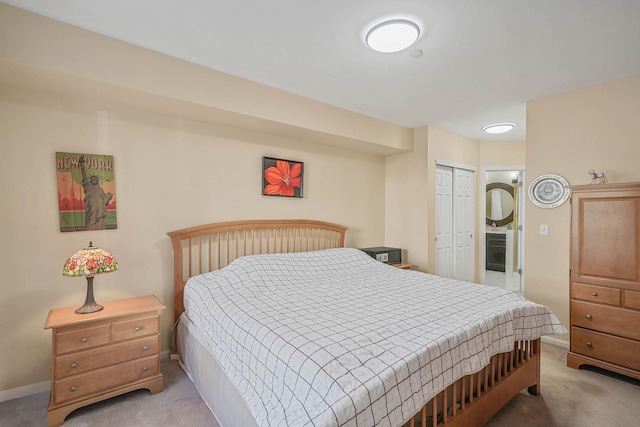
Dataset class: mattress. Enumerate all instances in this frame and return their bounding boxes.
[183,248,566,427]
[177,312,257,427]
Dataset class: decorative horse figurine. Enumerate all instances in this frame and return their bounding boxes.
[588,169,608,184]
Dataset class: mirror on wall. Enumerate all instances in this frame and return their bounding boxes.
[486,182,514,226]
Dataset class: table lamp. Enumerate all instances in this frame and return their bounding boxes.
[62,241,118,314]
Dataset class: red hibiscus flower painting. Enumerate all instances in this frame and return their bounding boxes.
[262,157,303,197]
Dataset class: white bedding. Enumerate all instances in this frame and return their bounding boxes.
[183,248,566,427]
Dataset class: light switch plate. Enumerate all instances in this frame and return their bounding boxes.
[539,224,549,236]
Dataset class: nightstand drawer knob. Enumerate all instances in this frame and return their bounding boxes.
[135,327,141,332]
[81,337,88,343]
[143,345,149,351]
[70,363,77,369]
[585,314,592,319]
[70,386,77,392]
[142,366,148,372]
[586,341,593,347]
[591,292,598,296]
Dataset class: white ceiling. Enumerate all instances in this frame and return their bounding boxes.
[3,0,640,142]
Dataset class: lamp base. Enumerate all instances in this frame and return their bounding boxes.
[75,276,103,314]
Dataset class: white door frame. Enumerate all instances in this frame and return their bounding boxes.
[480,166,526,290]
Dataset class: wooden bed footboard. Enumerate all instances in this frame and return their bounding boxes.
[403,339,541,427]
[167,219,347,321]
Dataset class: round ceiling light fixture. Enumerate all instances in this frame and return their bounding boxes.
[366,19,420,53]
[482,123,516,134]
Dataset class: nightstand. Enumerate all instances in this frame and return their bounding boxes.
[44,295,166,427]
[392,263,411,270]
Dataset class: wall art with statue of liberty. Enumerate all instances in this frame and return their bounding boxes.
[56,152,117,232]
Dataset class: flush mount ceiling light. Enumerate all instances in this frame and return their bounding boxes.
[482,123,516,134]
[366,19,420,53]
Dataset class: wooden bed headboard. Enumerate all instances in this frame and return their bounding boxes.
[167,219,348,321]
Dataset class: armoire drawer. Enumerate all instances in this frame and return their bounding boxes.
[571,300,640,341]
[570,283,620,306]
[623,289,640,310]
[571,327,640,371]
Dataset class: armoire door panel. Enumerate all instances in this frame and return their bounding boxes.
[572,192,640,287]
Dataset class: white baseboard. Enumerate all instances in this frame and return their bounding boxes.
[0,380,50,403]
[541,335,570,349]
[0,349,173,403]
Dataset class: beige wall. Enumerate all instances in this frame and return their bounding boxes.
[0,3,413,156]
[0,83,388,391]
[479,141,526,167]
[525,74,640,341]
[384,128,430,270]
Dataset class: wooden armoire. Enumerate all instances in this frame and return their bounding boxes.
[567,182,640,379]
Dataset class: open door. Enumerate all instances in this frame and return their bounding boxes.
[483,168,524,292]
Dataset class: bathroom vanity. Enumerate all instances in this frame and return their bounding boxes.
[486,230,514,273]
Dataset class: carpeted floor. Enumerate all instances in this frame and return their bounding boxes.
[2,342,639,426]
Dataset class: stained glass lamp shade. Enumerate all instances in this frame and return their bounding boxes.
[62,241,118,314]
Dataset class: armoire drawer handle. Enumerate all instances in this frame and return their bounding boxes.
[70,363,77,369]
[142,366,148,372]
[585,314,592,319]
[143,345,149,351]
[586,341,593,347]
[135,327,141,332]
[81,337,88,343]
[591,292,598,296]
[70,386,77,392]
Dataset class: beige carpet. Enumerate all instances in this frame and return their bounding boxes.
[1,342,639,426]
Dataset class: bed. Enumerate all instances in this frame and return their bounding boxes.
[168,219,566,427]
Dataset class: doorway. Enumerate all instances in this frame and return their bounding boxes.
[482,168,525,292]
[435,163,475,282]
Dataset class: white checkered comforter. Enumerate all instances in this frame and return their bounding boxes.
[184,248,566,427]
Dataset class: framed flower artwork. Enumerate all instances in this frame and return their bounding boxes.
[262,157,303,198]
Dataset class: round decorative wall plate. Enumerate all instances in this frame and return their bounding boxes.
[528,174,570,208]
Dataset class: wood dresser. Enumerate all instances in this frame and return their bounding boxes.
[45,295,166,426]
[567,183,640,380]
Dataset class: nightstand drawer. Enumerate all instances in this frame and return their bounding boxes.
[623,289,640,310]
[113,315,158,342]
[55,335,159,378]
[53,355,160,404]
[571,300,640,341]
[571,327,640,371]
[571,283,620,306]
[55,324,111,355]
